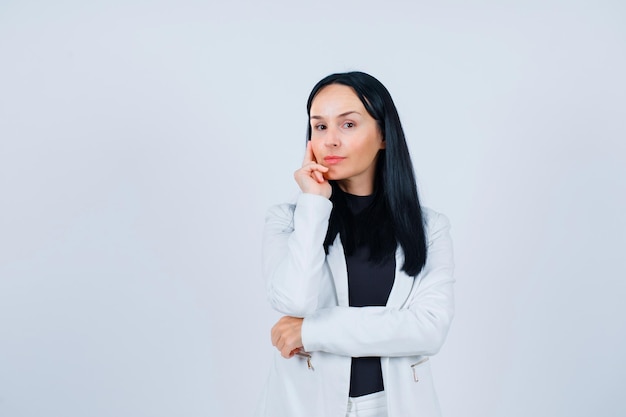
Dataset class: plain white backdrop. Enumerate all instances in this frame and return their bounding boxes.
[1,1,625,416]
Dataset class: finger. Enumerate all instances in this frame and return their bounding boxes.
[302,162,328,177]
[287,347,299,358]
[302,141,314,165]
[281,342,296,358]
[309,161,328,171]
[313,170,324,183]
[295,164,327,185]
[304,141,325,166]
[274,334,285,353]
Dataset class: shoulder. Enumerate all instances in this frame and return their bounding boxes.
[421,207,452,243]
[421,207,450,226]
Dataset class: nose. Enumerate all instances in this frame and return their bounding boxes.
[324,126,340,148]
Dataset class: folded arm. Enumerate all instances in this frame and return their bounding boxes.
[301,212,455,357]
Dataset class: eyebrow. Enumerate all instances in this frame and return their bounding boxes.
[310,111,361,120]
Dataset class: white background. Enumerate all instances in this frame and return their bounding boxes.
[1,1,625,416]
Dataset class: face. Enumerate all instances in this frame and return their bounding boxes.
[309,84,385,196]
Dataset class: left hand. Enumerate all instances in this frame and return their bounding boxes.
[271,316,304,358]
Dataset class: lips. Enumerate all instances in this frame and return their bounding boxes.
[323,156,346,165]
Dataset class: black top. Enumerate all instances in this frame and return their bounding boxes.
[344,193,396,397]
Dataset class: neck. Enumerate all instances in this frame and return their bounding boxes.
[337,173,376,196]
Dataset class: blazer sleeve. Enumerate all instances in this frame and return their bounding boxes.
[301,211,455,357]
[262,193,333,317]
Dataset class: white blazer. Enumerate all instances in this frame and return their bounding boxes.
[256,193,455,417]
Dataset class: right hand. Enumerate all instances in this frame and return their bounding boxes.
[271,316,304,359]
[293,141,331,198]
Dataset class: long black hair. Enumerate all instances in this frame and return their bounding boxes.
[306,71,428,277]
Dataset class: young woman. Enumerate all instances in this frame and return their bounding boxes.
[256,71,455,417]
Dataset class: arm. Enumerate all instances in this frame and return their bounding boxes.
[263,193,332,317]
[301,211,455,357]
[263,142,332,317]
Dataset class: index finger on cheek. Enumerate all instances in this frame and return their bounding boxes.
[302,141,313,165]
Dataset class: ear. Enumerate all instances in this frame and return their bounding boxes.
[379,137,386,149]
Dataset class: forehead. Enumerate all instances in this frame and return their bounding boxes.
[310,84,365,116]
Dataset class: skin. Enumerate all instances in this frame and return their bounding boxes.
[272,84,385,359]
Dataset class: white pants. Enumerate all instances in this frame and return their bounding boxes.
[345,391,387,417]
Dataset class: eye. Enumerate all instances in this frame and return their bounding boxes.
[343,122,355,128]
[315,124,327,131]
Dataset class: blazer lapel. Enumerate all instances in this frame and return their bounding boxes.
[327,236,349,307]
[385,248,415,308]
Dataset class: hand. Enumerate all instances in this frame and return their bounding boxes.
[293,142,332,199]
[271,316,304,359]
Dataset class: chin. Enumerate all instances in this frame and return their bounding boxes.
[324,173,343,181]
[325,167,346,180]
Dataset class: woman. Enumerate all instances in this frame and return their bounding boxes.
[256,71,454,417]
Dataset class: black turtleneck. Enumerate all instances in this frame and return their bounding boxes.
[344,192,396,397]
